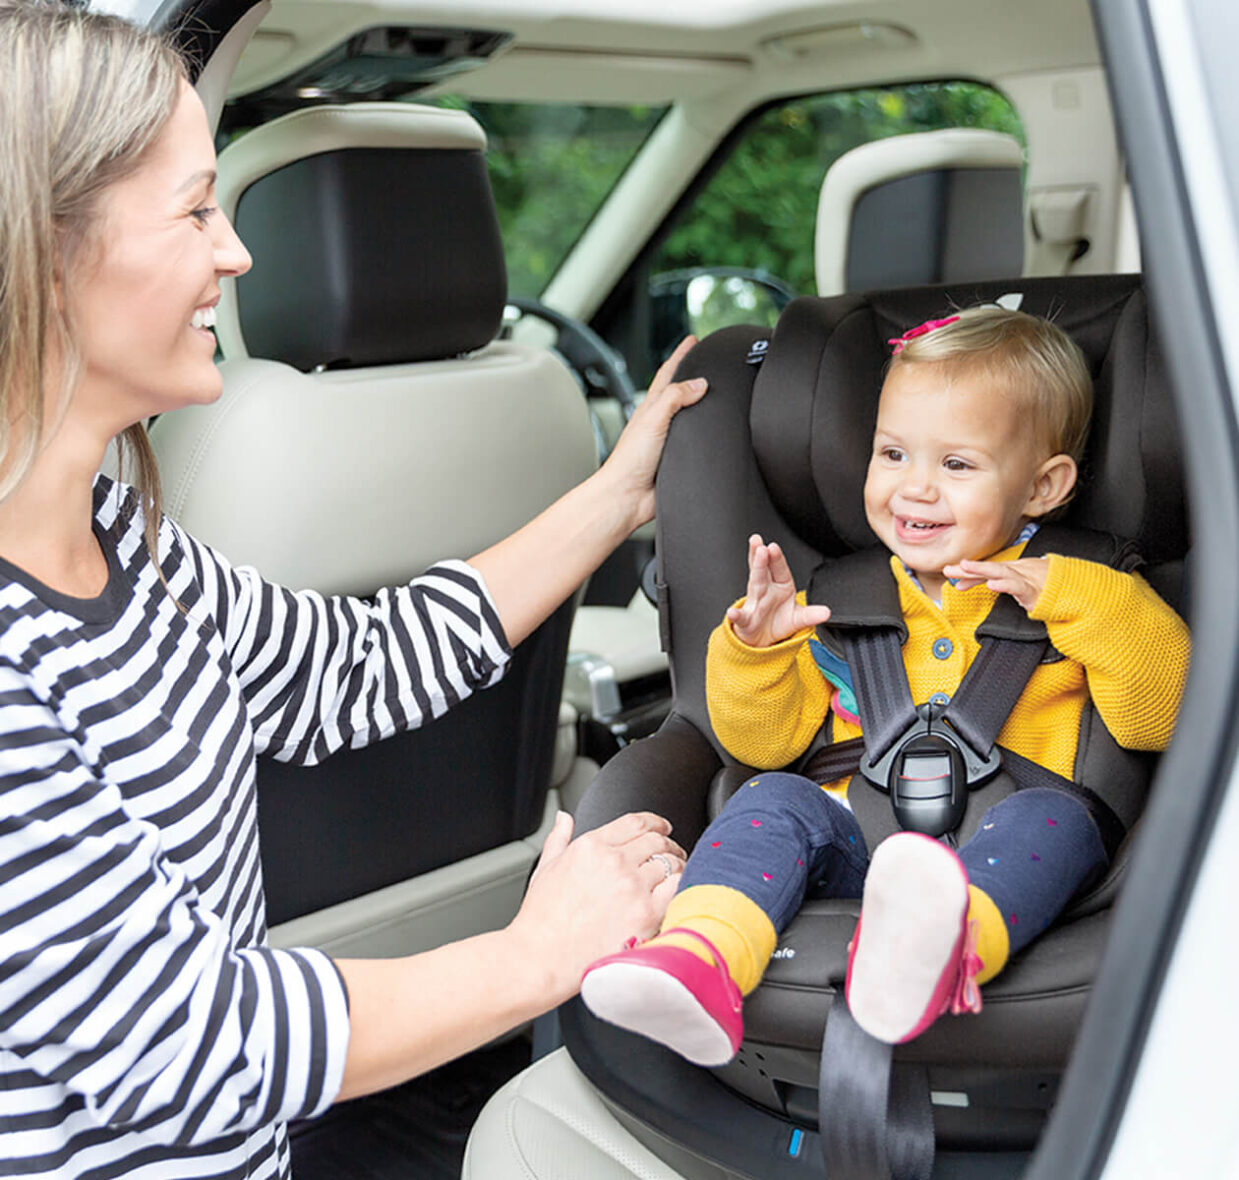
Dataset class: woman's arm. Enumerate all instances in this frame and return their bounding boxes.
[0,669,351,1145]
[179,530,512,767]
[468,337,705,648]
[334,809,684,1098]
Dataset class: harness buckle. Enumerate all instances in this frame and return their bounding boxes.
[860,703,1002,837]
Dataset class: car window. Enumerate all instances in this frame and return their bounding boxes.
[430,98,668,300]
[594,82,1025,385]
[654,82,1025,300]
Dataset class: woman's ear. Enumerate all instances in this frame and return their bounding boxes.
[1024,453,1078,518]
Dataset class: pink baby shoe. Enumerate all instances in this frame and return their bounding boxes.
[580,927,744,1066]
[845,832,983,1044]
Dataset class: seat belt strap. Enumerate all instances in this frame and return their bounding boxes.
[819,991,934,1180]
[826,627,1129,851]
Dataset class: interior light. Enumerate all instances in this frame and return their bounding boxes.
[762,23,917,61]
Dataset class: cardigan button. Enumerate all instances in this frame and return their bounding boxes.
[930,691,951,706]
[932,637,954,660]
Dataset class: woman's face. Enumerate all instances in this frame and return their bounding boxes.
[64,80,250,433]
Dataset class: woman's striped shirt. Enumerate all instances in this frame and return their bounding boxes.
[0,476,511,1178]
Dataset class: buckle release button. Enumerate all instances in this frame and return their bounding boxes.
[897,750,953,798]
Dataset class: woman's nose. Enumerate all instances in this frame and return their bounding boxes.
[213,212,252,278]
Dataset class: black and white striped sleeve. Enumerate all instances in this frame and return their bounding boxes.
[172,523,512,766]
[0,663,350,1148]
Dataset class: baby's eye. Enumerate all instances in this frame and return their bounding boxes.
[189,205,217,226]
[943,457,973,472]
[880,446,905,462]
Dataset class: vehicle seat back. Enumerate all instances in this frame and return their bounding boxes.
[815,128,1026,296]
[150,103,597,930]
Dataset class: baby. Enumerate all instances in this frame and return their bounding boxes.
[581,307,1190,1062]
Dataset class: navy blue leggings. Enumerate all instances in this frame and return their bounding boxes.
[678,773,1108,956]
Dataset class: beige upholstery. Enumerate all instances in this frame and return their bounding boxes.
[150,103,596,957]
[815,127,1026,296]
[153,347,593,595]
[463,1049,690,1180]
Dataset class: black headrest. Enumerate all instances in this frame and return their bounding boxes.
[750,275,1187,566]
[845,167,1025,291]
[230,126,506,371]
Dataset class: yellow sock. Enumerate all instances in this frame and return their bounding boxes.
[967,885,1010,985]
[647,885,778,995]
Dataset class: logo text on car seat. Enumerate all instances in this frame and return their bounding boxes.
[747,339,770,365]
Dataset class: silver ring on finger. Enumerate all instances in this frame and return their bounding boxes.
[647,852,673,880]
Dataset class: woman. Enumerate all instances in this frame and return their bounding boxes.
[0,4,701,1176]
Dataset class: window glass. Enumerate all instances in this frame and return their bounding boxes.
[431,99,667,299]
[600,81,1026,384]
[654,82,1025,300]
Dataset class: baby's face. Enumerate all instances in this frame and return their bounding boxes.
[863,360,1052,599]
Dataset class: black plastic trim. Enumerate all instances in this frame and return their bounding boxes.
[1028,3,1239,1178]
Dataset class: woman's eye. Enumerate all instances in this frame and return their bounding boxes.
[189,205,217,226]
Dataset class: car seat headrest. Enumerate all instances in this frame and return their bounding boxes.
[816,129,1025,297]
[751,275,1187,566]
[215,102,505,371]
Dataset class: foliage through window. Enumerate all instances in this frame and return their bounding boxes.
[431,97,667,299]
[653,82,1025,299]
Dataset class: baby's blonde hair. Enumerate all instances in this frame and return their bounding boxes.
[891,306,1092,463]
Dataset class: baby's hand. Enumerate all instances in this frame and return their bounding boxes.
[727,534,831,647]
[943,557,1050,612]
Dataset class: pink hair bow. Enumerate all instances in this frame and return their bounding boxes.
[887,315,961,355]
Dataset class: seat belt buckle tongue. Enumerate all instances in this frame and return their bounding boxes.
[861,706,1001,837]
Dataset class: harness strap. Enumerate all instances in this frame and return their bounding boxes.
[837,628,918,765]
[801,626,1127,854]
[942,635,1048,756]
[801,736,868,786]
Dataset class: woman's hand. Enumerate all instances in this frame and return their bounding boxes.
[598,336,707,530]
[507,810,686,1002]
[335,809,684,1098]
[943,557,1049,611]
[727,534,831,648]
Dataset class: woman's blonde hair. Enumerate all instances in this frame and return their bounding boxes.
[0,1,186,558]
[891,306,1093,464]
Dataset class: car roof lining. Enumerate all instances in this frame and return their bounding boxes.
[226,0,1102,105]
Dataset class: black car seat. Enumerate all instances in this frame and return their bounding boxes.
[558,273,1186,1177]
[149,102,598,959]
